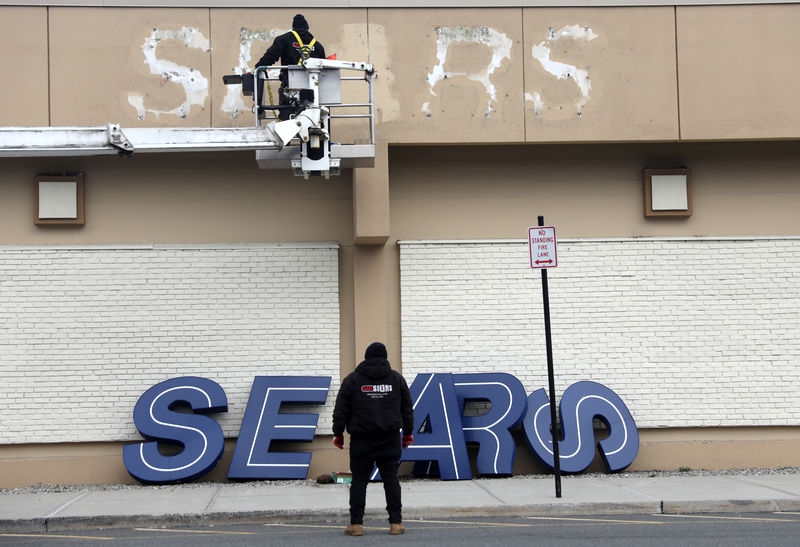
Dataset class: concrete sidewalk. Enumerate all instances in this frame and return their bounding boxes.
[2,472,800,533]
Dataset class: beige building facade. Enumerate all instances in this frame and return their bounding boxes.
[0,1,799,487]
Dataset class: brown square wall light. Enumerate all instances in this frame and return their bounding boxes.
[34,174,85,226]
[643,168,692,218]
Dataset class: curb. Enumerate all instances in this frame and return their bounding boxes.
[2,510,349,535]
[662,498,800,514]
[402,501,663,520]
[2,498,797,534]
[0,518,45,534]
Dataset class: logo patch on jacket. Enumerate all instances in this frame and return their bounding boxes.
[292,43,316,53]
[361,384,392,393]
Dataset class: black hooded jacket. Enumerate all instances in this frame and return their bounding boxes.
[255,28,326,86]
[332,357,414,438]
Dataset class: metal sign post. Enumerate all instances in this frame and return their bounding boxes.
[528,216,561,498]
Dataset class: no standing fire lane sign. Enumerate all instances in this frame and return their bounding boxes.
[528,226,557,269]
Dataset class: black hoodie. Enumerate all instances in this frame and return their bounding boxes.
[332,357,414,438]
[255,28,326,86]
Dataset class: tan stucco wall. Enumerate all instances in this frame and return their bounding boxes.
[0,7,49,126]
[523,7,679,142]
[677,4,800,140]
[370,8,526,142]
[50,8,213,127]
[1,4,799,486]
[0,438,351,488]
[2,426,798,487]
[0,153,354,246]
[388,141,800,240]
[1,5,798,141]
[7,142,796,246]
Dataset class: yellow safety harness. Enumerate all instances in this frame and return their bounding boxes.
[291,30,317,63]
[266,31,318,119]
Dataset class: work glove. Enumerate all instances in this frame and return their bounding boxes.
[402,435,414,449]
[333,436,344,449]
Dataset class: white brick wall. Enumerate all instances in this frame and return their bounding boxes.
[0,243,340,444]
[400,238,800,428]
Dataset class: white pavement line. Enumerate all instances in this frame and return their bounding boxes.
[136,528,257,536]
[410,519,540,528]
[264,523,383,531]
[524,516,665,525]
[1,532,113,541]
[776,511,800,515]
[45,490,90,518]
[660,514,795,523]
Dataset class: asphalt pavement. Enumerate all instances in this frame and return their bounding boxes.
[2,471,800,534]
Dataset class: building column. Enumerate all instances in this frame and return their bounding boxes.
[353,138,389,246]
[351,139,394,364]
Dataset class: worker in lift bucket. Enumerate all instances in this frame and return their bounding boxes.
[255,14,326,120]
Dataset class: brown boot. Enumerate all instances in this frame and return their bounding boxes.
[389,523,405,535]
[344,524,364,536]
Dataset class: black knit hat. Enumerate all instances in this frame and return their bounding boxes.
[365,342,387,360]
[292,14,309,30]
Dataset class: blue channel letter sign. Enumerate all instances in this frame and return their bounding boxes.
[522,381,640,474]
[124,374,638,484]
[227,376,331,479]
[122,376,228,483]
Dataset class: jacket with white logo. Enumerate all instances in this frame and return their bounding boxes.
[332,357,414,438]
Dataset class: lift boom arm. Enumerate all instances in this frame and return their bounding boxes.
[0,124,289,157]
[0,59,376,178]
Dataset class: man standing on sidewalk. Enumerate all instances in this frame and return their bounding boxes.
[333,342,415,536]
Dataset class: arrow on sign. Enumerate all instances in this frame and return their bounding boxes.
[535,260,553,265]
